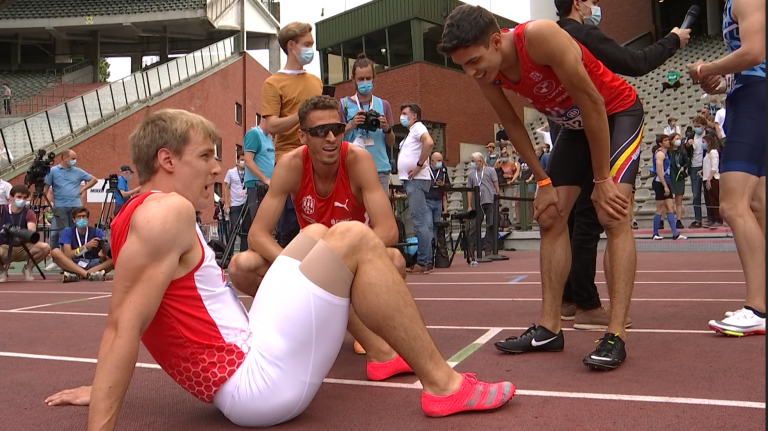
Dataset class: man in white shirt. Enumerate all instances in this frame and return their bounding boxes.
[224,153,248,252]
[687,116,709,228]
[0,178,11,205]
[714,100,727,139]
[397,103,434,274]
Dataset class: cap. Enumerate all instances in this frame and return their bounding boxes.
[120,165,134,173]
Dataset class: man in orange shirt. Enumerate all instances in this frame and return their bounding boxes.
[261,22,323,246]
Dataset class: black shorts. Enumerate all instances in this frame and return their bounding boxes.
[652,181,672,201]
[722,79,766,177]
[547,97,644,187]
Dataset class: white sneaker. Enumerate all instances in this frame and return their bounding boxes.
[708,308,766,336]
[87,270,106,282]
[22,267,33,281]
[674,234,688,240]
[0,271,7,283]
[653,235,664,240]
[45,262,59,271]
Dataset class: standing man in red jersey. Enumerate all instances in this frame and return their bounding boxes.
[439,5,644,370]
[44,108,514,427]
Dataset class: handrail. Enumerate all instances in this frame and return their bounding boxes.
[0,35,240,174]
[61,59,92,76]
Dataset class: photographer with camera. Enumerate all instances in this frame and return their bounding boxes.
[49,207,113,282]
[339,54,396,193]
[44,150,97,254]
[0,185,51,282]
[114,165,139,215]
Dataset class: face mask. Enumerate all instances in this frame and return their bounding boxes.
[470,162,477,169]
[674,139,681,146]
[357,81,373,95]
[694,127,703,135]
[14,199,26,208]
[126,174,132,181]
[295,47,314,65]
[67,159,76,168]
[75,219,88,229]
[400,115,410,128]
[501,157,509,162]
[237,161,245,168]
[435,162,442,169]
[583,4,602,25]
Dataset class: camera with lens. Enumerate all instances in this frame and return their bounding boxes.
[451,210,477,221]
[0,223,39,246]
[95,238,112,259]
[358,109,382,132]
[101,174,119,191]
[24,149,56,188]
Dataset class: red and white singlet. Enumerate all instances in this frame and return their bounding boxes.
[496,22,637,130]
[110,192,251,403]
[293,141,369,228]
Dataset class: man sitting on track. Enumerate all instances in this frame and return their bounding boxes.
[44,109,514,428]
[439,5,642,371]
[229,95,415,376]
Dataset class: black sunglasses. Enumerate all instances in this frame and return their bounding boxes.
[301,123,346,138]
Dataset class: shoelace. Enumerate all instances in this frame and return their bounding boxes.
[592,334,619,357]
[729,308,753,321]
[505,325,537,341]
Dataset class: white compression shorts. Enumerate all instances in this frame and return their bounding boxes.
[213,235,353,427]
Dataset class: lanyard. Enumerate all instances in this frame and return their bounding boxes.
[76,227,89,248]
[476,168,484,186]
[237,169,245,186]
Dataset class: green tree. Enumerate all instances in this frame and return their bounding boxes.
[98,57,110,82]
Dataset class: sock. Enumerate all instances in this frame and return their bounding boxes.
[653,214,662,236]
[745,306,766,318]
[666,213,679,236]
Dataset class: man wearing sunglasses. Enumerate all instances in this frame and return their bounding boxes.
[229,95,424,381]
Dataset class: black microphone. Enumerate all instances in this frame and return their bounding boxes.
[681,5,700,30]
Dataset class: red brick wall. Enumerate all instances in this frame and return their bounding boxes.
[333,62,527,166]
[598,0,655,44]
[9,54,273,223]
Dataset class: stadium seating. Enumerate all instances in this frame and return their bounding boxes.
[0,71,59,112]
[0,0,205,20]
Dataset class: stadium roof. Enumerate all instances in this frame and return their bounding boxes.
[0,0,206,20]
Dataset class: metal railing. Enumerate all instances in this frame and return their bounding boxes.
[207,0,238,22]
[0,35,240,172]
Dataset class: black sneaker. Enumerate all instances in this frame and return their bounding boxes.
[676,220,684,230]
[582,333,626,371]
[494,325,564,354]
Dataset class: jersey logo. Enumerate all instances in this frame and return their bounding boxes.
[301,195,315,215]
[534,80,556,96]
[333,199,349,212]
[529,71,544,82]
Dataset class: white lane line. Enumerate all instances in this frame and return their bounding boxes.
[408,282,746,285]
[0,351,761,409]
[0,310,108,317]
[7,294,112,312]
[0,291,112,294]
[413,298,743,302]
[429,270,743,275]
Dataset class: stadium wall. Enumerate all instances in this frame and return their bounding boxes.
[7,54,272,223]
[598,0,655,44]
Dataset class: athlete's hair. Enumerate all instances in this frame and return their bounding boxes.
[72,207,89,219]
[298,95,340,128]
[278,22,313,54]
[129,109,221,185]
[9,184,29,197]
[400,103,421,121]
[438,4,500,55]
[351,53,376,79]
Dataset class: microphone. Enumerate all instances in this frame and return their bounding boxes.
[681,5,700,30]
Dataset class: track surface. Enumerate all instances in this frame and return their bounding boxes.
[1,251,764,430]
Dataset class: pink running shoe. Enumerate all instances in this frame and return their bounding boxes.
[366,355,414,381]
[421,373,515,417]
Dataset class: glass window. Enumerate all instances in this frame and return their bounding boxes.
[235,102,242,125]
[364,29,389,73]
[422,21,447,68]
[323,44,344,85]
[387,21,413,67]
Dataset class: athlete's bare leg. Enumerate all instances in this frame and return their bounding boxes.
[536,186,581,333]
[594,183,636,339]
[750,177,766,237]
[721,172,765,313]
[303,222,462,395]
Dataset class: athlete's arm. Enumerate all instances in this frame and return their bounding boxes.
[86,194,197,431]
[247,152,301,262]
[347,147,398,247]
[695,0,765,79]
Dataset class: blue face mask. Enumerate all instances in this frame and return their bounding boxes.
[470,162,477,169]
[357,81,373,95]
[296,47,314,65]
[501,157,509,163]
[14,199,26,208]
[67,159,77,168]
[694,127,703,135]
[583,4,602,25]
[435,162,443,169]
[75,219,88,229]
[400,115,410,128]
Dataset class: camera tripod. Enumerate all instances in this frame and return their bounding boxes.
[448,218,473,266]
[27,182,60,246]
[97,188,117,233]
[2,240,47,280]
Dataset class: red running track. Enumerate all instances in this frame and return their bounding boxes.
[0,251,764,430]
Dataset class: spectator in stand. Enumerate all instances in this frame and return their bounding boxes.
[224,153,248,252]
[535,124,553,148]
[495,124,508,142]
[650,135,687,241]
[261,22,322,248]
[485,142,499,167]
[114,165,139,215]
[243,116,275,222]
[0,177,11,205]
[686,116,710,228]
[426,152,451,245]
[714,99,727,139]
[339,53,396,193]
[701,134,723,228]
[44,150,98,256]
[669,132,690,228]
[664,116,681,137]
[2,83,11,115]
[496,146,520,226]
[466,152,499,259]
[662,69,682,92]
[397,103,434,274]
